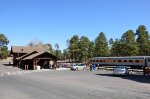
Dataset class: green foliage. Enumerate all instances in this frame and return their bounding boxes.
[46,43,55,55]
[88,41,95,58]
[136,25,150,55]
[66,35,95,62]
[62,49,70,60]
[111,39,122,56]
[110,25,150,56]
[78,36,91,62]
[109,38,114,45]
[54,43,59,50]
[0,34,9,59]
[55,50,62,60]
[120,30,139,56]
[68,35,80,62]
[95,32,109,57]
[63,25,150,62]
[0,34,9,47]
[111,30,139,56]
[0,50,9,59]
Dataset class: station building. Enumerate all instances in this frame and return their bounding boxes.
[10,46,57,70]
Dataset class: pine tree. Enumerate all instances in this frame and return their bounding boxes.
[0,34,9,59]
[95,32,109,57]
[120,30,139,56]
[136,25,150,56]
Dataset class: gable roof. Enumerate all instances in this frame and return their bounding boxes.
[23,51,57,60]
[11,46,47,54]
[16,51,38,60]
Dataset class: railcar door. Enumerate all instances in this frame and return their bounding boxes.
[147,57,150,67]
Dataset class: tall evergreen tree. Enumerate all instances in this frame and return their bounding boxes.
[88,41,95,58]
[78,36,90,62]
[63,49,70,61]
[0,34,9,48]
[109,38,114,55]
[136,25,150,55]
[0,34,9,59]
[120,30,139,56]
[111,39,122,56]
[68,35,80,62]
[46,43,54,54]
[109,38,114,46]
[95,32,109,57]
[54,43,62,59]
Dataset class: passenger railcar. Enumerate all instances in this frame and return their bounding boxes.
[90,56,150,67]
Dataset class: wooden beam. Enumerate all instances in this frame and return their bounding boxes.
[33,58,36,70]
[36,58,52,60]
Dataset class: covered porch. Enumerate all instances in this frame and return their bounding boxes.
[18,51,57,70]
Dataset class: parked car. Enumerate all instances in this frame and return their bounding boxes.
[113,65,129,76]
[70,63,86,70]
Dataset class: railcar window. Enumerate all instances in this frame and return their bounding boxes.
[99,60,105,62]
[118,60,121,62]
[93,60,95,62]
[148,59,150,62]
[140,60,144,63]
[135,60,139,63]
[129,60,133,62]
[96,60,99,62]
[124,60,127,62]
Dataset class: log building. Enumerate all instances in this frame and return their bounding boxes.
[10,46,57,70]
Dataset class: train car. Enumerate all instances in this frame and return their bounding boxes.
[90,56,150,67]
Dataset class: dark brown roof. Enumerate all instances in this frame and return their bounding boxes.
[11,46,47,54]
[16,51,37,60]
[23,51,57,60]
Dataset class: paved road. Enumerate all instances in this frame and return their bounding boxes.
[0,63,150,99]
[0,63,36,77]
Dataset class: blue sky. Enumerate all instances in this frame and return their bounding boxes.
[0,0,150,51]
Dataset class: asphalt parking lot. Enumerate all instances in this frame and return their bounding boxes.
[0,63,150,99]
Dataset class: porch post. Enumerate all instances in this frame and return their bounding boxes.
[33,58,37,70]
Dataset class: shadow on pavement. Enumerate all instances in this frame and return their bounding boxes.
[3,63,13,67]
[96,73,150,84]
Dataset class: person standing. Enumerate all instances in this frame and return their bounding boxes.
[93,64,96,71]
[54,64,57,70]
[90,63,92,71]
